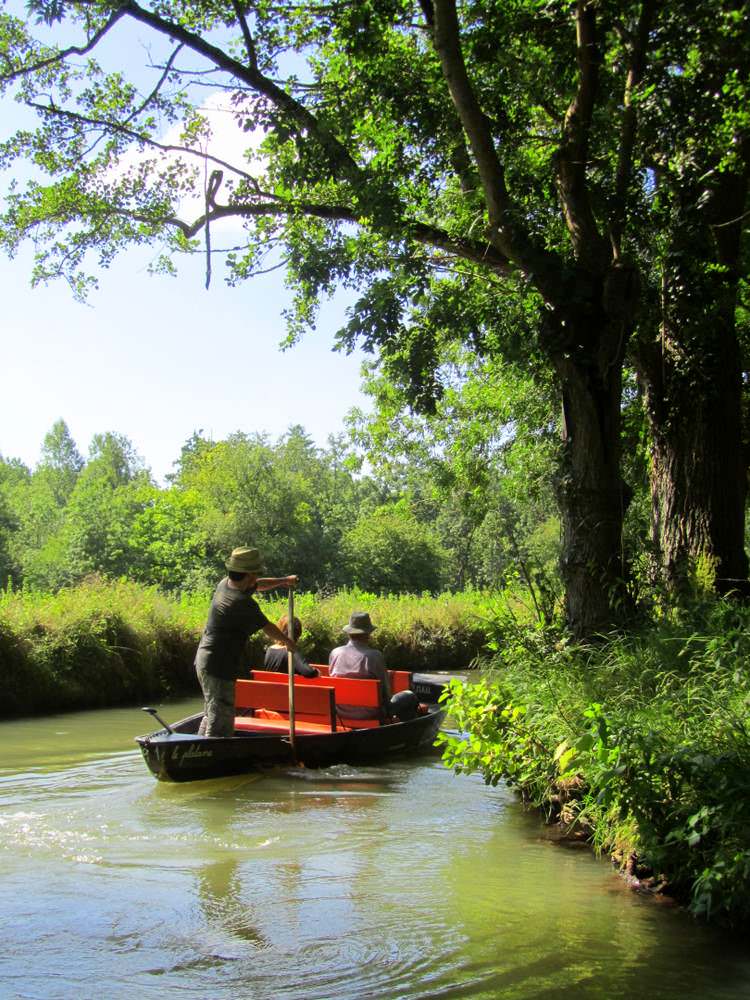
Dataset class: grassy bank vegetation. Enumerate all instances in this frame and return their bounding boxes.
[439,597,750,927]
[0,577,490,717]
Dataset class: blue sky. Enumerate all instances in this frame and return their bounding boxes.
[0,244,369,483]
[0,9,371,483]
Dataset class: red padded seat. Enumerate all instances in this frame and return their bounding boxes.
[234,717,340,735]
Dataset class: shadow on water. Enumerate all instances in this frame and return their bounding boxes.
[1,699,750,999]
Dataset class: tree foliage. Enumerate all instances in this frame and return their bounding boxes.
[349,345,562,592]
[1,0,748,630]
[342,498,447,594]
[0,420,452,594]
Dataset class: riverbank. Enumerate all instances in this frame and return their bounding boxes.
[0,577,489,717]
[438,598,750,927]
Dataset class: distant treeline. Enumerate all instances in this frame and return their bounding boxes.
[0,419,559,598]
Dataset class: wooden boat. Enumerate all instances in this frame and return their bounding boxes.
[136,668,450,782]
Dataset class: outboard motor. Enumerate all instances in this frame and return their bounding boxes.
[389,689,420,721]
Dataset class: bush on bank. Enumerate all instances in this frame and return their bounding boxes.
[252,588,491,669]
[438,599,750,927]
[0,579,198,716]
[0,578,490,717]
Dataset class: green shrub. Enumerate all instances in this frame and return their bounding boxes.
[439,597,750,926]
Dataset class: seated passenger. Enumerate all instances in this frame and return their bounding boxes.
[264,615,319,677]
[329,611,392,719]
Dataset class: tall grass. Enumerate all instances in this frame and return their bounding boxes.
[0,578,197,715]
[254,588,492,669]
[0,578,491,718]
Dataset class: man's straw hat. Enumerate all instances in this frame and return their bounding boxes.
[225,546,264,574]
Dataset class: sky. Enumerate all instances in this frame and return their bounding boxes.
[0,18,372,484]
[0,245,369,483]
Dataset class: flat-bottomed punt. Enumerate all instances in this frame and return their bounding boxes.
[136,667,450,782]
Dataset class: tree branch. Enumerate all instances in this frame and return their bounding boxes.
[411,221,511,274]
[124,44,183,128]
[556,0,606,266]
[26,100,263,189]
[609,0,657,258]
[77,45,184,159]
[110,195,512,275]
[430,0,562,301]
[230,0,259,73]
[119,0,364,184]
[0,8,127,84]
[431,0,510,238]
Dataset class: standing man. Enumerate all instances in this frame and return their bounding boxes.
[195,546,298,737]
[329,611,392,719]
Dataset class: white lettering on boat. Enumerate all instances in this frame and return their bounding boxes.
[174,743,214,765]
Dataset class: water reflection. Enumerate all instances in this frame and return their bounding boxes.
[1,701,750,999]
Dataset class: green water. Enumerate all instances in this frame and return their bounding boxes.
[0,699,748,999]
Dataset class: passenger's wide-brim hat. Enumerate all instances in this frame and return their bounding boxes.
[343,611,375,635]
[225,546,264,574]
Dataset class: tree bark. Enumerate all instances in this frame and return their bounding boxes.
[638,286,748,595]
[636,172,749,596]
[645,358,748,594]
[556,364,631,634]
[543,265,637,635]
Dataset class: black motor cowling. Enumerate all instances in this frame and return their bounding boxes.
[389,689,420,721]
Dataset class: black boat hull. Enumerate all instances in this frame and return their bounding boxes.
[136,706,446,782]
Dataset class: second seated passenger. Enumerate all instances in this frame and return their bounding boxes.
[264,615,319,677]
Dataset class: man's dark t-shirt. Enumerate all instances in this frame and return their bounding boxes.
[194,578,269,680]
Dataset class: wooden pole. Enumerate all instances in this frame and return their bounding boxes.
[287,585,296,757]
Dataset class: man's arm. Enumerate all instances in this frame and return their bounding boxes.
[370,651,392,703]
[293,653,319,678]
[255,575,298,592]
[262,621,298,652]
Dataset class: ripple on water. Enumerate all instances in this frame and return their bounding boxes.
[131,915,476,1000]
[3,714,750,1000]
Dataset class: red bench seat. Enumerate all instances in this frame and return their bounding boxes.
[235,679,337,734]
[234,717,340,735]
[250,670,384,729]
[310,665,413,693]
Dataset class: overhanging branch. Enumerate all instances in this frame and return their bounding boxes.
[556,0,606,266]
[26,100,263,188]
[119,0,364,184]
[116,192,513,275]
[609,0,657,257]
[231,0,259,73]
[0,8,126,84]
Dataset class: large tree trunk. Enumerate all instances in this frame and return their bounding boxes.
[555,358,631,635]
[544,271,637,636]
[638,291,748,595]
[646,374,747,594]
[636,174,749,596]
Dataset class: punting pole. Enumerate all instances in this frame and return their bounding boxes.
[287,583,297,757]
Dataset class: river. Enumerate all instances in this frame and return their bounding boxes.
[1,699,749,999]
